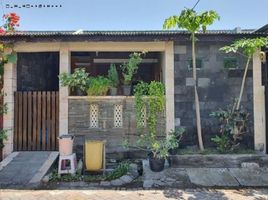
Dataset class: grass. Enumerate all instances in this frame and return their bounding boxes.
[49,161,130,183]
[175,148,256,155]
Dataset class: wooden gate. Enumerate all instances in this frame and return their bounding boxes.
[14,91,59,151]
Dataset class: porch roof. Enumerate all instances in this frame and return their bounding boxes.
[0,30,267,43]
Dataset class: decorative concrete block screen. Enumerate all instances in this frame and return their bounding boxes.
[89,104,99,128]
[114,104,123,128]
[68,97,165,152]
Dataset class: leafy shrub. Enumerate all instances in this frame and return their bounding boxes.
[210,103,249,153]
[87,76,111,96]
[120,52,145,85]
[59,68,90,92]
[107,64,119,88]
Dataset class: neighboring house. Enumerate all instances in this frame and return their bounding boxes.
[1,28,268,159]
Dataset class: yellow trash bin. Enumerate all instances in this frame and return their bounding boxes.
[85,140,105,171]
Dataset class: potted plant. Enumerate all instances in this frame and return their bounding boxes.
[59,68,90,96]
[132,81,169,172]
[107,64,119,96]
[87,76,111,96]
[120,52,144,95]
[166,128,185,155]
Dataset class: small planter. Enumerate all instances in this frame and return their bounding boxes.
[122,85,131,96]
[110,87,118,96]
[168,148,177,155]
[58,135,74,156]
[148,153,165,172]
[76,88,86,96]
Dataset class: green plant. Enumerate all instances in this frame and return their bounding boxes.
[105,161,130,181]
[108,64,119,88]
[210,102,249,153]
[211,134,230,153]
[0,129,7,148]
[166,128,185,150]
[220,37,268,110]
[134,81,149,129]
[129,81,168,159]
[59,68,90,92]
[87,76,111,96]
[164,8,220,151]
[120,52,145,85]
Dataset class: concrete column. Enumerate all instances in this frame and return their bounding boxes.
[253,50,266,153]
[164,41,175,134]
[59,44,70,136]
[3,62,16,158]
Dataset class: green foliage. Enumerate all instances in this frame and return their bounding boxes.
[120,52,145,85]
[134,81,149,129]
[59,68,90,92]
[220,37,268,58]
[132,81,169,159]
[49,161,130,183]
[163,9,220,33]
[166,128,185,150]
[87,76,111,96]
[211,134,230,153]
[164,8,220,151]
[210,103,249,153]
[107,64,119,88]
[220,37,268,110]
[105,161,130,181]
[0,129,7,148]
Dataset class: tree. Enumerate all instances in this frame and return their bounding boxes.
[220,37,268,111]
[163,9,219,151]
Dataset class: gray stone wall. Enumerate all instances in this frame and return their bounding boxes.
[68,97,166,156]
[174,41,254,148]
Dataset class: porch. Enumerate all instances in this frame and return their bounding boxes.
[2,41,175,158]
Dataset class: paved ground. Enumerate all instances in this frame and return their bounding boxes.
[143,160,268,188]
[0,189,268,200]
[0,152,58,188]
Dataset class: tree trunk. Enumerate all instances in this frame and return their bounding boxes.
[236,57,251,110]
[192,33,204,151]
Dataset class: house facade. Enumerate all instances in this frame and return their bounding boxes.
[1,30,268,158]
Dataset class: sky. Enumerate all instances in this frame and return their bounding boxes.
[1,0,268,31]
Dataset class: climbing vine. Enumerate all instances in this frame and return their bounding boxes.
[134,81,165,137]
[0,13,20,150]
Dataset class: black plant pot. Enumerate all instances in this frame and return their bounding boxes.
[122,85,131,96]
[168,148,177,155]
[148,153,165,172]
[76,88,86,96]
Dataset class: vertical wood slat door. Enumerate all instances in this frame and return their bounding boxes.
[14,91,59,151]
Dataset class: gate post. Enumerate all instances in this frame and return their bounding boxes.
[253,50,266,153]
[3,62,17,158]
[59,44,70,136]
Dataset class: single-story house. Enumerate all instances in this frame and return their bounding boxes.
[1,27,268,159]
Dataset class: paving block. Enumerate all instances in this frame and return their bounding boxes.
[186,168,240,187]
[229,168,268,187]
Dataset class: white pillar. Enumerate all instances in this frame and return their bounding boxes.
[3,62,16,158]
[164,41,175,134]
[253,50,266,152]
[59,44,70,136]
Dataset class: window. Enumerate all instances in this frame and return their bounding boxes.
[224,57,238,69]
[188,58,203,69]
